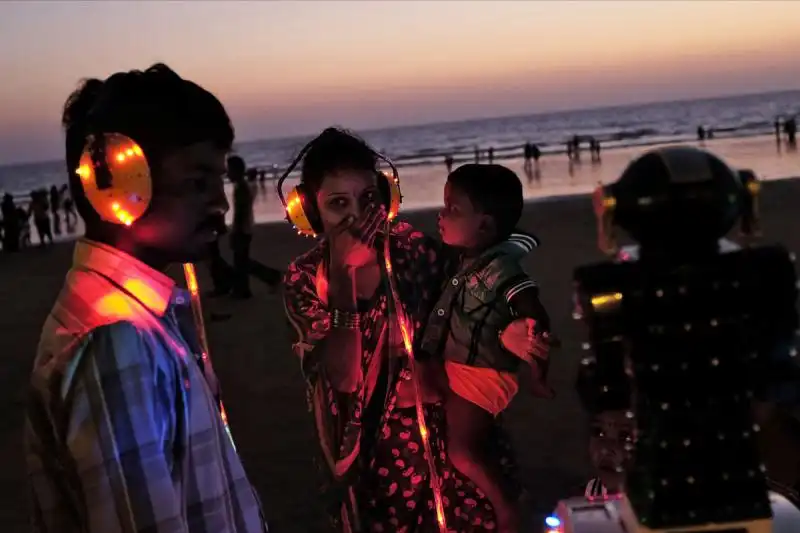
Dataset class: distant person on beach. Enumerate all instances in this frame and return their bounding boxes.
[282,127,541,532]
[49,184,62,235]
[427,163,555,531]
[229,155,254,299]
[61,188,77,232]
[26,63,266,533]
[785,116,797,148]
[571,135,582,163]
[474,144,481,163]
[697,125,706,142]
[30,189,53,246]
[205,214,234,298]
[488,145,495,164]
[18,206,32,247]
[590,138,602,163]
[1,192,21,252]
[774,117,782,143]
[445,153,454,173]
[523,142,534,184]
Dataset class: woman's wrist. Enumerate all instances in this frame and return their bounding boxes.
[331,308,361,330]
[328,266,357,310]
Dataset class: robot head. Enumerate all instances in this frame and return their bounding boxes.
[600,146,745,254]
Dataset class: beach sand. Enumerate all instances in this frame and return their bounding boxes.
[1,143,799,532]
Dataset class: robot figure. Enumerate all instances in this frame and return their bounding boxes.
[550,146,800,533]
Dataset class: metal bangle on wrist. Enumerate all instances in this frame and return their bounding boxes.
[332,308,361,330]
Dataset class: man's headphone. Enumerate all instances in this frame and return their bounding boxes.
[276,129,402,238]
[74,132,153,226]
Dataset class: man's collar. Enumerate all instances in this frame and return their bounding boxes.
[72,238,184,317]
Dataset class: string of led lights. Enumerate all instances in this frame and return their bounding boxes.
[183,262,236,450]
[382,229,448,533]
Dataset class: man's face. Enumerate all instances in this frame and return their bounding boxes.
[588,409,636,493]
[131,141,229,263]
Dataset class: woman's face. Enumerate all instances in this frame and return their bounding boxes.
[315,169,380,232]
[588,409,636,493]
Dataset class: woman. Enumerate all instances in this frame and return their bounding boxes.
[282,128,541,532]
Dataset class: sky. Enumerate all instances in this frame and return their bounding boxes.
[1,0,800,165]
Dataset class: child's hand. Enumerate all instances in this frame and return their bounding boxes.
[500,318,552,362]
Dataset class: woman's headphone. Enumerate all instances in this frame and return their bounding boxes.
[276,129,403,238]
[74,131,153,226]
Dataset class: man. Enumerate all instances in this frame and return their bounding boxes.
[25,64,266,532]
[228,155,254,299]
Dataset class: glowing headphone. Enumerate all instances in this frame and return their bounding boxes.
[74,132,153,226]
[276,130,403,238]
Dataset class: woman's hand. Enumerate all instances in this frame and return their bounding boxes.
[328,204,387,272]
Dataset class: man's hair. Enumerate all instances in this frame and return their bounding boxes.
[300,127,377,195]
[447,164,523,241]
[227,155,245,178]
[61,63,234,226]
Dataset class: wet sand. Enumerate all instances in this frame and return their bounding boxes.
[2,167,800,531]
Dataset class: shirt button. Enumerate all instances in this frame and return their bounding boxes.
[451,278,459,286]
[437,309,445,317]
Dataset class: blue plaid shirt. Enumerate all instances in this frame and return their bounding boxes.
[25,239,266,533]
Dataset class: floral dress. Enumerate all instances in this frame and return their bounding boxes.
[283,222,520,532]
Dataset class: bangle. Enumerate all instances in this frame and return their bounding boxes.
[332,309,361,330]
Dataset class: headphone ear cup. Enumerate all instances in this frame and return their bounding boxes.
[76,132,152,226]
[297,183,323,234]
[377,172,392,211]
[381,170,402,220]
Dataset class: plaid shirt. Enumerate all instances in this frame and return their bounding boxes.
[25,239,266,533]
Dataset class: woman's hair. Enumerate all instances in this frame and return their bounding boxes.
[300,127,378,195]
[61,63,234,226]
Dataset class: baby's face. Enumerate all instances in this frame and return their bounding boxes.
[588,409,636,493]
[437,182,488,248]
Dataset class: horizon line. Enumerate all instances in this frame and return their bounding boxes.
[2,86,799,169]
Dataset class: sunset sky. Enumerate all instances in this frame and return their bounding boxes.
[1,0,799,164]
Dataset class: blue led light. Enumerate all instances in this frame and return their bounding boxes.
[545,515,561,528]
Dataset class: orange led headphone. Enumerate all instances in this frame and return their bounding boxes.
[276,130,402,238]
[74,132,153,226]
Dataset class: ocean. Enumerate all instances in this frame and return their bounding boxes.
[1,89,798,205]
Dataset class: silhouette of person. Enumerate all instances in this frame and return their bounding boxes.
[30,189,53,246]
[474,145,480,163]
[1,193,20,252]
[488,146,494,164]
[571,135,581,164]
[445,154,454,174]
[523,142,533,183]
[229,156,255,299]
[697,126,706,142]
[49,185,63,236]
[785,117,797,148]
